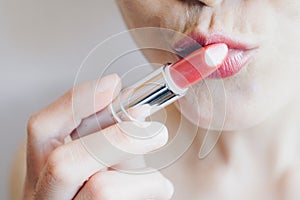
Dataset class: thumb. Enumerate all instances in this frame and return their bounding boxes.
[81,121,168,168]
[111,121,168,154]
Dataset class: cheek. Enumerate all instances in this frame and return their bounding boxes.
[117,0,185,28]
[117,0,189,31]
[117,0,161,28]
[255,5,300,94]
[178,16,300,131]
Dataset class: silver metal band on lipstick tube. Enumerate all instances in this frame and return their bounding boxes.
[72,64,188,138]
[109,63,188,123]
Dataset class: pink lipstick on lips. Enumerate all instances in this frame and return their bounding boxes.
[169,43,228,88]
[174,32,258,79]
[71,43,228,138]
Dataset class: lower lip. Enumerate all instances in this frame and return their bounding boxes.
[207,48,256,79]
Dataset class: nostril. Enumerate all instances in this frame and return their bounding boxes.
[181,0,207,7]
[198,0,222,7]
[197,0,208,6]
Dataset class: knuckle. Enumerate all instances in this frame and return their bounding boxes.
[63,89,75,109]
[47,146,65,165]
[27,113,41,138]
[45,147,74,185]
[89,172,113,188]
[88,173,115,199]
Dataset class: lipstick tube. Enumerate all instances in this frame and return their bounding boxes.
[72,43,228,138]
[72,64,187,138]
[111,64,187,121]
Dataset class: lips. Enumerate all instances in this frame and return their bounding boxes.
[173,32,258,79]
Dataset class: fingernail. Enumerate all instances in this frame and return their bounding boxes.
[97,74,120,92]
[115,121,168,154]
[205,43,228,67]
[165,179,174,199]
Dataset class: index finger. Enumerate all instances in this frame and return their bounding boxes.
[27,74,121,175]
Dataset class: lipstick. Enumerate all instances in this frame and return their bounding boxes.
[174,32,258,79]
[71,43,228,139]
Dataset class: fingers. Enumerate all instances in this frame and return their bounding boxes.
[26,74,121,178]
[74,170,174,200]
[33,122,168,199]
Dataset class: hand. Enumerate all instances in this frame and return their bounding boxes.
[24,74,174,200]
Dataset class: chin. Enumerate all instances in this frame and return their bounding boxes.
[175,86,287,132]
[177,102,271,132]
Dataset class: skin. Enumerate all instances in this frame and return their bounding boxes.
[14,74,173,200]
[117,0,300,130]
[10,0,300,199]
[115,0,300,199]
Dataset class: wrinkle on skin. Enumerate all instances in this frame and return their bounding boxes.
[180,0,205,33]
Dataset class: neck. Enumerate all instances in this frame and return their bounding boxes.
[160,94,300,174]
[198,95,300,173]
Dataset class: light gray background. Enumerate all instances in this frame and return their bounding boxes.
[0,1,149,199]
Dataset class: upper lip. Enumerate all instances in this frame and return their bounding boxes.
[173,31,259,55]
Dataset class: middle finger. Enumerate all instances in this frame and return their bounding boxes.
[34,121,168,199]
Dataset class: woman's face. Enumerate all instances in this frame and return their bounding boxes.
[116,0,300,131]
